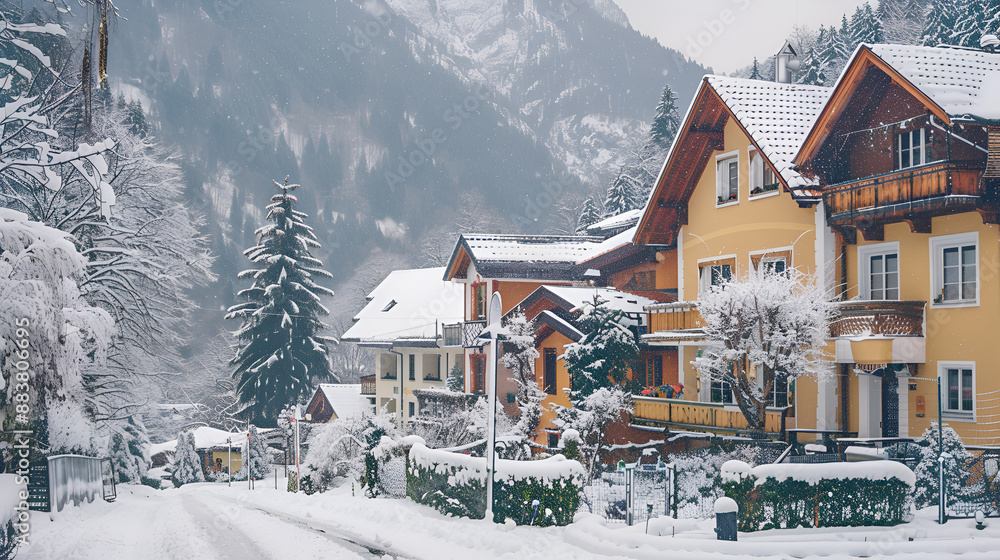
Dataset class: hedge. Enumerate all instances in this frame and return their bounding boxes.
[407,441,584,526]
[720,460,915,531]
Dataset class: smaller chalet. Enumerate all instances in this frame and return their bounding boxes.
[341,267,464,429]
[149,426,248,475]
[304,383,372,423]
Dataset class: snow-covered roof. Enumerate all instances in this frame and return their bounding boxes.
[461,234,607,263]
[149,426,248,455]
[314,384,370,420]
[579,226,637,264]
[585,209,643,236]
[706,76,832,188]
[341,267,463,344]
[539,286,657,316]
[865,43,1000,122]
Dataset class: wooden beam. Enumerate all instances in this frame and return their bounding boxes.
[906,217,932,234]
[860,223,885,242]
[837,226,857,246]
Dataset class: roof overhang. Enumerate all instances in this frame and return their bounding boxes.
[794,44,951,167]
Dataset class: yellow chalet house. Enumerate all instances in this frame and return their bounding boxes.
[632,59,837,439]
[794,43,1000,445]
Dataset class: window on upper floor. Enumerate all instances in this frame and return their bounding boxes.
[699,263,732,295]
[759,257,787,275]
[716,151,739,205]
[930,232,978,306]
[749,149,780,198]
[858,243,900,301]
[472,282,487,320]
[896,128,931,170]
[543,348,557,396]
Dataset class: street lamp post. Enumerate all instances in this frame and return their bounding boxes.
[483,292,502,523]
[908,374,947,524]
[227,437,232,487]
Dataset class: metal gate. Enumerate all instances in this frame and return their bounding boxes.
[27,461,49,511]
[582,463,674,525]
[881,372,899,438]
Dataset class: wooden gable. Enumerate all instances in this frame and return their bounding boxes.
[305,388,335,423]
[635,80,789,246]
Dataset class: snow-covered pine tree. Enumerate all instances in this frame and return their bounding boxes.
[749,57,762,80]
[576,196,603,234]
[951,0,989,47]
[563,295,640,398]
[239,425,271,480]
[604,168,641,216]
[913,423,985,509]
[796,46,827,86]
[226,178,336,426]
[649,84,680,150]
[836,15,853,58]
[107,416,151,484]
[171,431,205,486]
[921,0,961,46]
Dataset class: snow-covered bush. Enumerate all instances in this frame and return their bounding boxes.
[552,386,633,482]
[407,441,585,525]
[913,423,984,510]
[236,425,270,480]
[301,412,398,493]
[171,432,204,486]
[670,444,766,519]
[107,417,151,484]
[361,435,410,498]
[722,462,915,530]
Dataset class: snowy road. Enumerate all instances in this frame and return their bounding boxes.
[19,478,1000,559]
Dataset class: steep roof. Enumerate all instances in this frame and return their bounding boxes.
[314,384,370,420]
[706,77,831,189]
[444,233,606,281]
[585,209,643,237]
[866,44,1000,123]
[341,267,463,344]
[797,43,1000,166]
[635,76,831,245]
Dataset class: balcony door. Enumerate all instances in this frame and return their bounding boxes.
[879,370,899,438]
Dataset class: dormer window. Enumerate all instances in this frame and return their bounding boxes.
[716,150,739,206]
[896,128,930,170]
[749,149,780,198]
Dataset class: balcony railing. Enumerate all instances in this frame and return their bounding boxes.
[829,300,925,338]
[462,320,487,348]
[442,323,463,347]
[824,161,984,228]
[632,396,790,436]
[360,374,376,395]
[646,302,704,333]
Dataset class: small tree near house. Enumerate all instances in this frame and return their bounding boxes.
[913,423,985,509]
[239,425,271,480]
[694,267,830,432]
[171,431,204,486]
[501,311,546,441]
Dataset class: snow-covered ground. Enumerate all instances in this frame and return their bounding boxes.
[18,476,1000,559]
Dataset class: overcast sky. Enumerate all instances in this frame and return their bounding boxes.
[613,0,871,74]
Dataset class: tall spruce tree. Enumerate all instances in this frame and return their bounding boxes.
[563,296,640,398]
[226,178,336,426]
[952,0,989,47]
[649,84,680,149]
[577,196,603,233]
[922,0,961,46]
[604,168,641,216]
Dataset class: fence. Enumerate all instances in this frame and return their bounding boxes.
[581,463,674,526]
[46,455,106,512]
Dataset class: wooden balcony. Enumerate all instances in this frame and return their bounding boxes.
[632,396,790,437]
[823,161,987,240]
[829,300,925,338]
[360,374,376,395]
[647,302,704,333]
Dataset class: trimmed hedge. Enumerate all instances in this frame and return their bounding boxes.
[407,442,584,526]
[721,461,914,531]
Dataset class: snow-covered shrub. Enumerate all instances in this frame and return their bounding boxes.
[913,423,984,510]
[722,462,915,531]
[171,432,204,486]
[552,386,633,483]
[236,425,270,480]
[407,442,584,526]
[361,435,411,498]
[670,444,764,519]
[107,417,151,484]
[301,412,398,493]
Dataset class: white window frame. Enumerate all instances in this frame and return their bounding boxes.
[748,148,780,200]
[858,242,901,301]
[698,255,736,296]
[896,128,928,170]
[929,232,979,308]
[715,150,740,207]
[938,361,975,421]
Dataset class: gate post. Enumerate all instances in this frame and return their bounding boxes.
[625,465,634,526]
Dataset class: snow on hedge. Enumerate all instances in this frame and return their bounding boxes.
[409,442,585,487]
[749,460,916,487]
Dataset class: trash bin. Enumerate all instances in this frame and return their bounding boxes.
[714,497,738,541]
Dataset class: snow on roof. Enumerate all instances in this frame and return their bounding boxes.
[578,226,638,264]
[316,384,370,420]
[149,426,248,455]
[866,43,1000,122]
[542,285,656,315]
[461,234,606,264]
[341,267,463,343]
[585,209,642,234]
[706,76,832,188]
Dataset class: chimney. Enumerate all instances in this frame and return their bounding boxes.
[774,41,798,84]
